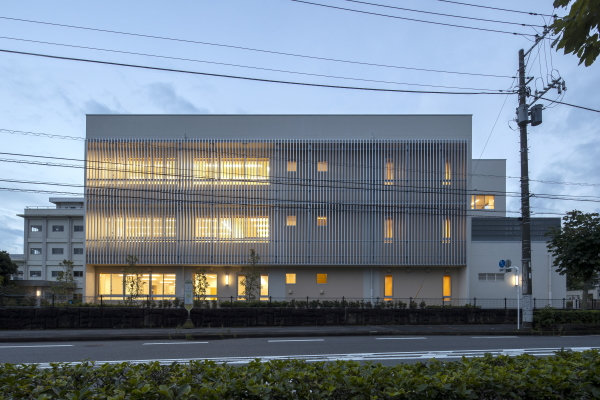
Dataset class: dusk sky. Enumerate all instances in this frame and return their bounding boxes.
[1,0,598,254]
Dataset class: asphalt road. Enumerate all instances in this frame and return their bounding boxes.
[1,335,599,366]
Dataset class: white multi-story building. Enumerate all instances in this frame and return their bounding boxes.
[81,114,565,304]
[14,198,85,298]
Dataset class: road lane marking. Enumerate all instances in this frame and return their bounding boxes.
[28,346,600,368]
[0,345,74,348]
[143,342,209,345]
[268,339,325,342]
[471,336,519,339]
[376,337,426,340]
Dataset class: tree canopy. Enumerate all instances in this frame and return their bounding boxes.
[546,210,600,308]
[551,0,600,66]
[0,251,18,285]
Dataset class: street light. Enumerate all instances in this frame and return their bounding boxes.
[506,266,521,330]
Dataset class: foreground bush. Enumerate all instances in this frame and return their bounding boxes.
[1,350,600,399]
[534,307,600,328]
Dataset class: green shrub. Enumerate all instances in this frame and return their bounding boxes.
[1,350,600,399]
[534,306,600,328]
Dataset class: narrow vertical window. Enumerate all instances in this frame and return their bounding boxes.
[443,218,451,243]
[317,161,328,172]
[287,161,297,172]
[384,275,393,297]
[385,159,394,185]
[317,216,327,226]
[384,218,393,243]
[443,159,451,185]
[237,274,245,300]
[443,275,451,300]
[260,275,269,299]
[286,216,297,226]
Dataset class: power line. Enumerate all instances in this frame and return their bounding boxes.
[539,97,600,113]
[291,0,537,36]
[340,0,546,27]
[0,15,515,78]
[0,36,511,92]
[0,48,515,95]
[427,0,555,17]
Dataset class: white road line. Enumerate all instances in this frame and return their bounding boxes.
[143,342,209,345]
[0,345,74,348]
[376,337,427,340]
[28,347,600,368]
[268,339,325,342]
[471,336,519,339]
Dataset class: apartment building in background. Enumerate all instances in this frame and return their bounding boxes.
[14,198,85,297]
[81,114,565,303]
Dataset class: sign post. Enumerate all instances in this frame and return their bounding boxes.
[183,278,194,329]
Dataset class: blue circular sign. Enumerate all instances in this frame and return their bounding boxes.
[499,259,506,268]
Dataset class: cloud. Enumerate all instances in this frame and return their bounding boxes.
[145,83,209,114]
[83,99,123,115]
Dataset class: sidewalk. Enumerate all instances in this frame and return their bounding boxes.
[0,324,565,343]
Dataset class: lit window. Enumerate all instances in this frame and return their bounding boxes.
[52,225,64,232]
[74,248,83,255]
[122,157,177,181]
[31,225,42,232]
[52,248,64,255]
[384,218,393,243]
[286,273,296,284]
[316,274,327,284]
[385,159,394,185]
[99,273,124,296]
[317,161,328,172]
[30,248,42,255]
[443,218,451,243]
[261,275,269,299]
[471,195,495,210]
[443,275,451,300]
[237,274,245,299]
[286,216,297,226]
[193,158,269,184]
[385,275,393,297]
[195,217,269,241]
[443,160,451,185]
[125,218,176,238]
[317,216,327,226]
[74,225,84,232]
[287,161,297,172]
[195,273,218,298]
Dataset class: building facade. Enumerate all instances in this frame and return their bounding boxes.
[15,198,85,297]
[82,114,565,303]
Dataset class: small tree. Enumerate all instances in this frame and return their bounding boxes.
[123,255,146,305]
[0,251,18,285]
[194,267,210,301]
[240,249,262,301]
[546,210,600,310]
[51,259,77,298]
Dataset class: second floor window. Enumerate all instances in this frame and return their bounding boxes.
[317,161,328,172]
[52,225,64,232]
[30,248,42,255]
[196,216,269,240]
[384,218,393,243]
[31,225,42,232]
[74,225,84,232]
[194,158,269,184]
[317,216,327,226]
[52,248,64,255]
[74,248,84,255]
[385,159,394,185]
[471,195,495,209]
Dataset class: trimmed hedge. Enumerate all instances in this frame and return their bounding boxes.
[534,307,600,328]
[2,350,600,399]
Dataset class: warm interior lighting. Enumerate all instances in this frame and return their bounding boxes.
[443,159,451,185]
[193,158,269,184]
[286,273,296,284]
[384,275,393,297]
[443,275,451,300]
[443,218,451,243]
[471,195,495,210]
[196,217,269,240]
[514,274,519,287]
[36,290,41,297]
[316,273,328,284]
[317,161,328,172]
[317,216,327,226]
[260,275,269,298]
[384,218,393,243]
[286,216,297,226]
[287,161,297,172]
[225,273,229,286]
[384,159,394,185]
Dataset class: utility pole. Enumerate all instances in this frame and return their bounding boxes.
[516,26,565,328]
[516,48,533,328]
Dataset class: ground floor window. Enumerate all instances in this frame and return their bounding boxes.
[443,275,451,301]
[384,275,393,297]
[99,273,175,297]
[195,273,218,299]
[237,273,269,300]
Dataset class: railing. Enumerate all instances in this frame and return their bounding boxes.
[1,294,598,310]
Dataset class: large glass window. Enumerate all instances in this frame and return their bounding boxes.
[195,273,218,299]
[102,217,175,239]
[195,217,269,241]
[193,158,269,184]
[471,195,495,210]
[99,273,175,297]
[150,274,176,296]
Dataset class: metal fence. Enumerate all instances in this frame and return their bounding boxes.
[1,294,598,310]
